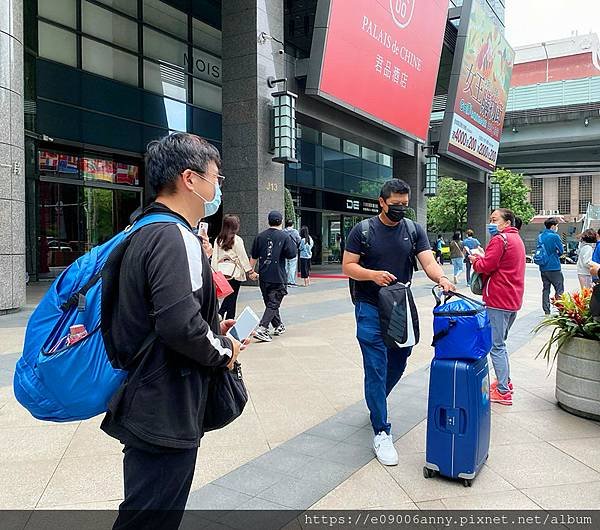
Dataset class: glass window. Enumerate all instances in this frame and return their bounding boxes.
[38,0,77,28]
[343,140,360,157]
[38,22,77,67]
[362,147,378,162]
[299,125,319,144]
[82,157,115,183]
[324,168,344,191]
[143,0,188,41]
[82,1,138,52]
[362,159,379,180]
[82,38,139,86]
[579,176,593,214]
[144,60,187,101]
[144,26,188,68]
[39,151,81,179]
[378,153,392,167]
[558,176,571,214]
[322,132,340,151]
[188,48,222,85]
[192,77,222,113]
[96,0,138,17]
[83,188,114,247]
[529,178,543,214]
[193,17,221,56]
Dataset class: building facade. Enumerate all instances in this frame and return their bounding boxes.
[1,0,504,312]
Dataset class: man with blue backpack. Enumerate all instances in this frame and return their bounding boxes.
[101,134,242,527]
[343,178,455,467]
[535,217,565,315]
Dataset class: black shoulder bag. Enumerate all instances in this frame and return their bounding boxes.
[203,361,248,432]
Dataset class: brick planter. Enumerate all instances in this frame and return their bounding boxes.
[556,337,600,421]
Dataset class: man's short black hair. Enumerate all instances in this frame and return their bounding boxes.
[544,217,559,229]
[145,132,221,195]
[285,220,294,228]
[380,178,411,201]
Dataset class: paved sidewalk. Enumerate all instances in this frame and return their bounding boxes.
[0,265,599,513]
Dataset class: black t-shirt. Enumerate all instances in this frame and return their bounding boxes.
[345,216,431,306]
[251,228,298,284]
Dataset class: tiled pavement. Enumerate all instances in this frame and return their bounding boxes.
[1,265,599,514]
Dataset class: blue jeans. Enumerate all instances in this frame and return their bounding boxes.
[487,308,517,394]
[355,301,411,435]
[285,257,298,285]
[451,257,464,279]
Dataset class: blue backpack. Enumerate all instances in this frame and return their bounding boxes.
[431,289,492,361]
[13,213,189,422]
[533,234,550,267]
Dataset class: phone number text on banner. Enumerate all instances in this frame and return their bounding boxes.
[447,114,499,171]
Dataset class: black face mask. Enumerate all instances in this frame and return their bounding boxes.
[385,204,407,223]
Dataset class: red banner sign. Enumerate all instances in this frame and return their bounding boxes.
[309,0,447,141]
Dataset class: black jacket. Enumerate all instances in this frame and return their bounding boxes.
[101,203,233,449]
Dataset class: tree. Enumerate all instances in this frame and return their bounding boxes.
[491,168,535,224]
[284,187,296,223]
[427,178,468,233]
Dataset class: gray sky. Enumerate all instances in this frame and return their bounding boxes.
[505,0,600,47]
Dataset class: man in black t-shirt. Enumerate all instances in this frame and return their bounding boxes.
[343,178,455,467]
[250,211,298,342]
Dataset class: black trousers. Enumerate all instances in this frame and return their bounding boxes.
[113,445,198,530]
[465,259,472,284]
[259,282,287,328]
[218,279,242,320]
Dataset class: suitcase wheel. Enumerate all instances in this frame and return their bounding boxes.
[423,466,436,479]
[462,478,473,488]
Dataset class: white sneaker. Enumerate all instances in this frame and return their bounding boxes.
[254,326,272,342]
[373,431,398,466]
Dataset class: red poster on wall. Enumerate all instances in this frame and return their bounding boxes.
[307,0,448,142]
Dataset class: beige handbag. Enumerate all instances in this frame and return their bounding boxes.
[217,256,240,280]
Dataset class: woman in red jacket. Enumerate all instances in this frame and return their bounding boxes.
[469,208,526,406]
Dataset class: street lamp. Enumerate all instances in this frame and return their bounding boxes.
[268,77,298,164]
[490,181,501,210]
[424,154,439,197]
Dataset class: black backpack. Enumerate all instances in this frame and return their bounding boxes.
[349,217,419,304]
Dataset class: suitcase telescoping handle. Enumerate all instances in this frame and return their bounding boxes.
[431,286,486,308]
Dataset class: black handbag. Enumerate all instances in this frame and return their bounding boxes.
[377,282,420,349]
[203,362,248,432]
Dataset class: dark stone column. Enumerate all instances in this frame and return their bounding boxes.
[221,0,285,245]
[0,0,25,313]
[393,145,426,225]
[467,177,490,244]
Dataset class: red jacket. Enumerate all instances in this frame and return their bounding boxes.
[473,227,526,311]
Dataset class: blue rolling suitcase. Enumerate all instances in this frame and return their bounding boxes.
[424,355,491,487]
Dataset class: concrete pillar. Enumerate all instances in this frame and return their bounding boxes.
[0,0,25,313]
[466,177,490,244]
[221,0,285,245]
[393,145,426,224]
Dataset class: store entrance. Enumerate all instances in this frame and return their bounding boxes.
[321,212,367,264]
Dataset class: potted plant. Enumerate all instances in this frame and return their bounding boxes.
[534,288,600,421]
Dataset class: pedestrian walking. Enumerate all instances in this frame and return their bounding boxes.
[343,178,455,466]
[449,232,465,285]
[536,218,565,315]
[469,208,526,406]
[462,229,483,284]
[284,220,301,287]
[299,226,314,287]
[101,133,243,530]
[576,229,598,289]
[250,211,298,342]
[213,215,258,320]
[435,234,445,264]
